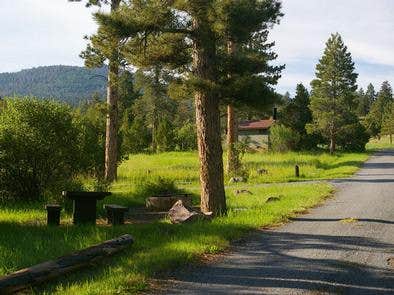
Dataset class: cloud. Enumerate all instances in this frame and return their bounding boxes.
[270,0,394,94]
[0,0,98,72]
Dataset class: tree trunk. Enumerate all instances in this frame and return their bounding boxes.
[104,0,121,182]
[390,134,392,145]
[226,41,240,176]
[192,17,226,216]
[329,137,336,154]
[226,104,240,175]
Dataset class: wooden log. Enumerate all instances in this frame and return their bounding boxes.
[0,234,133,294]
[168,200,212,224]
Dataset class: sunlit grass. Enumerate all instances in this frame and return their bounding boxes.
[0,148,369,294]
[366,135,393,151]
[14,183,331,294]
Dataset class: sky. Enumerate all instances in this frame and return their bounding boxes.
[0,0,393,95]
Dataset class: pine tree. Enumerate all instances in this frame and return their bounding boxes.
[73,0,123,182]
[365,83,377,105]
[309,33,359,154]
[356,88,367,116]
[280,83,315,149]
[381,102,394,145]
[213,1,283,175]
[365,81,393,137]
[95,0,283,215]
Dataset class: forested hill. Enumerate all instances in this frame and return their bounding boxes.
[0,65,107,105]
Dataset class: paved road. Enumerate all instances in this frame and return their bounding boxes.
[162,150,394,294]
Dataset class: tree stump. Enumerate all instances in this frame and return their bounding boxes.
[168,200,212,224]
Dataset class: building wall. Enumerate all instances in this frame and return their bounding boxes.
[239,129,270,150]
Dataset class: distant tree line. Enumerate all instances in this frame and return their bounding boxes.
[0,65,107,105]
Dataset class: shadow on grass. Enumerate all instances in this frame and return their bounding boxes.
[164,231,394,294]
[315,160,365,170]
[0,219,253,293]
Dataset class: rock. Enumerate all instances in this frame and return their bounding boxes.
[234,189,253,195]
[265,196,281,203]
[257,168,268,175]
[168,200,212,224]
[146,194,192,211]
[229,177,245,183]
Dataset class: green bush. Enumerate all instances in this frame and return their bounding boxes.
[0,98,84,201]
[337,121,370,152]
[175,121,197,151]
[76,100,107,178]
[134,176,179,198]
[270,124,300,152]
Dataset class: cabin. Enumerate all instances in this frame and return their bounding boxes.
[238,118,275,150]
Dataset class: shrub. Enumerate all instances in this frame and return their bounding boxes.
[156,118,174,152]
[175,121,197,151]
[0,98,84,201]
[134,176,178,198]
[337,121,370,152]
[270,124,300,152]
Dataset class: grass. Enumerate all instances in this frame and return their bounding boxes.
[0,183,332,294]
[0,149,369,294]
[366,135,393,151]
[108,150,368,209]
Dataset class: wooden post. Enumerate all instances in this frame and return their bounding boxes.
[0,235,133,294]
[295,165,300,177]
[45,204,62,226]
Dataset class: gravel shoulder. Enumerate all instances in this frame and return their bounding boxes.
[159,150,394,295]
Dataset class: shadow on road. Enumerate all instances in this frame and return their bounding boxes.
[168,231,394,294]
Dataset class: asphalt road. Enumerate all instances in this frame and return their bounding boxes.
[162,150,394,294]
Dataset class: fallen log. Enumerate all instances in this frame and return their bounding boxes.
[0,234,133,294]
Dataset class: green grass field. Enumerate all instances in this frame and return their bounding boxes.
[366,135,393,151]
[0,149,372,294]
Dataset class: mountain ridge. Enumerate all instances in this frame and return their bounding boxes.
[0,65,107,104]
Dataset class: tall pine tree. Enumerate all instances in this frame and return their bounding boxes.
[309,33,359,154]
[95,0,283,215]
[72,0,123,181]
[217,1,283,176]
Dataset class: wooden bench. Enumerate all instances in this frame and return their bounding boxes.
[62,191,111,224]
[104,204,128,225]
[146,193,192,211]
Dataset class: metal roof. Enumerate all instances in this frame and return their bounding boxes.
[238,119,274,130]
